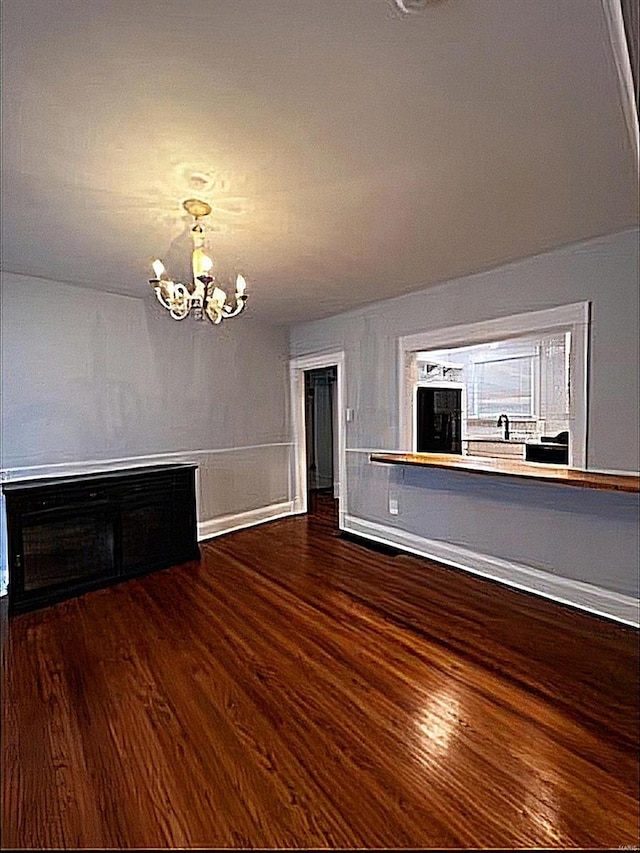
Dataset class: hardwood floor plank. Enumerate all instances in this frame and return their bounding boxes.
[2,499,638,849]
[124,585,357,849]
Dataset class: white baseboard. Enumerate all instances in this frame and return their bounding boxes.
[342,515,639,628]
[198,501,295,541]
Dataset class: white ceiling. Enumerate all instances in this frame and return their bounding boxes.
[1,0,637,324]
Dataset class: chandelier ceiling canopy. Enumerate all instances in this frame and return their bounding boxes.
[149,198,248,325]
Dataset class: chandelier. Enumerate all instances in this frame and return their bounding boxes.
[149,198,248,324]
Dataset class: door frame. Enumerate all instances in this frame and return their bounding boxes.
[289,351,346,525]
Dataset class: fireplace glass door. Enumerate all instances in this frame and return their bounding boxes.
[21,504,116,592]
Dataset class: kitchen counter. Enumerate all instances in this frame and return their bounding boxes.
[369,452,640,493]
[464,437,527,443]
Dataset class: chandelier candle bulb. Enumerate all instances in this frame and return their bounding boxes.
[236,274,246,296]
[152,259,165,280]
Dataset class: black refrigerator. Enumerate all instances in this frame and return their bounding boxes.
[416,386,462,454]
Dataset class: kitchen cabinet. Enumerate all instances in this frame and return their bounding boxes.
[466,441,525,459]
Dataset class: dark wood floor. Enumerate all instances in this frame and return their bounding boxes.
[2,495,639,849]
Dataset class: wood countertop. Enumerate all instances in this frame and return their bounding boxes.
[369,452,640,493]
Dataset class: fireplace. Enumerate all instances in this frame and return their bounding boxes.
[3,464,200,614]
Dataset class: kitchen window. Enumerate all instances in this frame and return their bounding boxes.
[398,303,589,468]
[469,354,536,418]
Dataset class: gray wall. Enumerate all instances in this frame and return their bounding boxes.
[2,273,290,464]
[1,273,292,520]
[291,229,640,597]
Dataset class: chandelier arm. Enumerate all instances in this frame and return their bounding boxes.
[169,307,191,320]
[153,284,181,313]
[221,296,248,318]
[204,298,224,325]
[154,287,172,311]
[168,283,191,320]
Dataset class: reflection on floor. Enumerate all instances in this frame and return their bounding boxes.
[307,488,338,531]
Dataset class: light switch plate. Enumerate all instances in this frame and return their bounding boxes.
[389,498,399,515]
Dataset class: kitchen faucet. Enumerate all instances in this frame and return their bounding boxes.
[497,413,510,440]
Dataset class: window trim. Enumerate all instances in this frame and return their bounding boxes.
[398,302,590,469]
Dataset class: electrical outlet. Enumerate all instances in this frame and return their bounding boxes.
[389,498,399,515]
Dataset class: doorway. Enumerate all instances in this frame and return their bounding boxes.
[305,366,337,516]
[289,351,346,528]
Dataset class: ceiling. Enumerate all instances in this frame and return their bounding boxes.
[1,0,637,325]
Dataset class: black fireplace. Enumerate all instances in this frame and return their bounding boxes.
[3,464,200,614]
